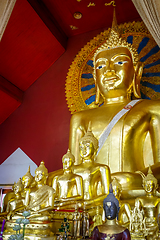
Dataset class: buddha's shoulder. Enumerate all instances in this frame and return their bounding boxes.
[135,99,160,109]
[70,105,109,122]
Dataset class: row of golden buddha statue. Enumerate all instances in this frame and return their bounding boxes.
[2,10,160,240]
[1,128,160,239]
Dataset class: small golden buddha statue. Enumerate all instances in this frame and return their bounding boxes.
[52,149,83,208]
[5,162,55,239]
[69,11,160,198]
[111,178,131,227]
[72,122,111,206]
[21,166,37,204]
[93,206,103,229]
[24,161,55,220]
[135,166,160,240]
[0,179,24,219]
[21,166,36,190]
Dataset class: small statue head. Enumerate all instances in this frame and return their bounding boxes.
[62,149,75,170]
[22,166,34,189]
[14,178,24,195]
[111,177,122,200]
[93,11,143,104]
[79,121,99,159]
[143,166,158,193]
[35,161,48,184]
[103,186,120,220]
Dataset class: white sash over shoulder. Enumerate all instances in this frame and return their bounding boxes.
[97,99,141,155]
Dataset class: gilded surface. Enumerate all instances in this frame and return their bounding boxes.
[66,21,160,114]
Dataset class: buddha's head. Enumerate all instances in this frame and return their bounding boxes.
[62,149,75,170]
[103,186,119,220]
[79,122,98,160]
[14,178,23,195]
[35,161,48,185]
[111,177,122,200]
[143,166,158,194]
[93,18,143,103]
[22,166,34,189]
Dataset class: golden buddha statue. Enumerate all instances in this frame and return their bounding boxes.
[21,166,37,204]
[5,162,55,239]
[0,179,24,220]
[69,12,160,199]
[72,122,111,206]
[52,149,83,208]
[110,177,131,227]
[92,206,103,229]
[135,166,160,240]
[24,161,55,220]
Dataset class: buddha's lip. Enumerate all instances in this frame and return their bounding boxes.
[103,77,118,83]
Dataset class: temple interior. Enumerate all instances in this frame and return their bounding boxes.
[0,0,160,239]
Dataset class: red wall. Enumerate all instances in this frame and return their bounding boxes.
[0,27,105,173]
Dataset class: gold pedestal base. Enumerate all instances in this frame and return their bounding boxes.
[3,220,55,240]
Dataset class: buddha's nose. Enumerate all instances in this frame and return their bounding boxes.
[105,62,115,75]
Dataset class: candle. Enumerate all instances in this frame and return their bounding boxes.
[0,219,5,235]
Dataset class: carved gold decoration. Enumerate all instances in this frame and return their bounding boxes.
[70,25,78,30]
[87,2,96,7]
[66,21,160,114]
[104,1,116,7]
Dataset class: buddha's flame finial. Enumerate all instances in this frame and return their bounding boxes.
[111,8,119,34]
[148,165,153,175]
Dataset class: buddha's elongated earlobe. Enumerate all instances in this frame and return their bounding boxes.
[133,62,144,98]
[95,85,100,105]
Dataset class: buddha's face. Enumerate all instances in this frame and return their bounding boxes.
[95,47,135,98]
[144,180,155,193]
[104,201,117,220]
[79,140,94,159]
[14,184,22,194]
[35,170,47,184]
[22,176,32,189]
[63,157,73,170]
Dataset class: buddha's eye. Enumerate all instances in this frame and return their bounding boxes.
[115,60,127,65]
[96,64,105,69]
[116,61,123,65]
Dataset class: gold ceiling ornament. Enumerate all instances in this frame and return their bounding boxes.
[73,12,82,19]
[104,1,116,7]
[87,2,96,7]
[70,25,78,30]
[66,21,160,114]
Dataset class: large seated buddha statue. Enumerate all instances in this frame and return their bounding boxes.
[72,122,111,207]
[69,13,160,199]
[52,149,83,209]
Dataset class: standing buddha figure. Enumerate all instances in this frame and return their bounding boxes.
[52,149,83,209]
[69,11,160,198]
[72,122,111,206]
